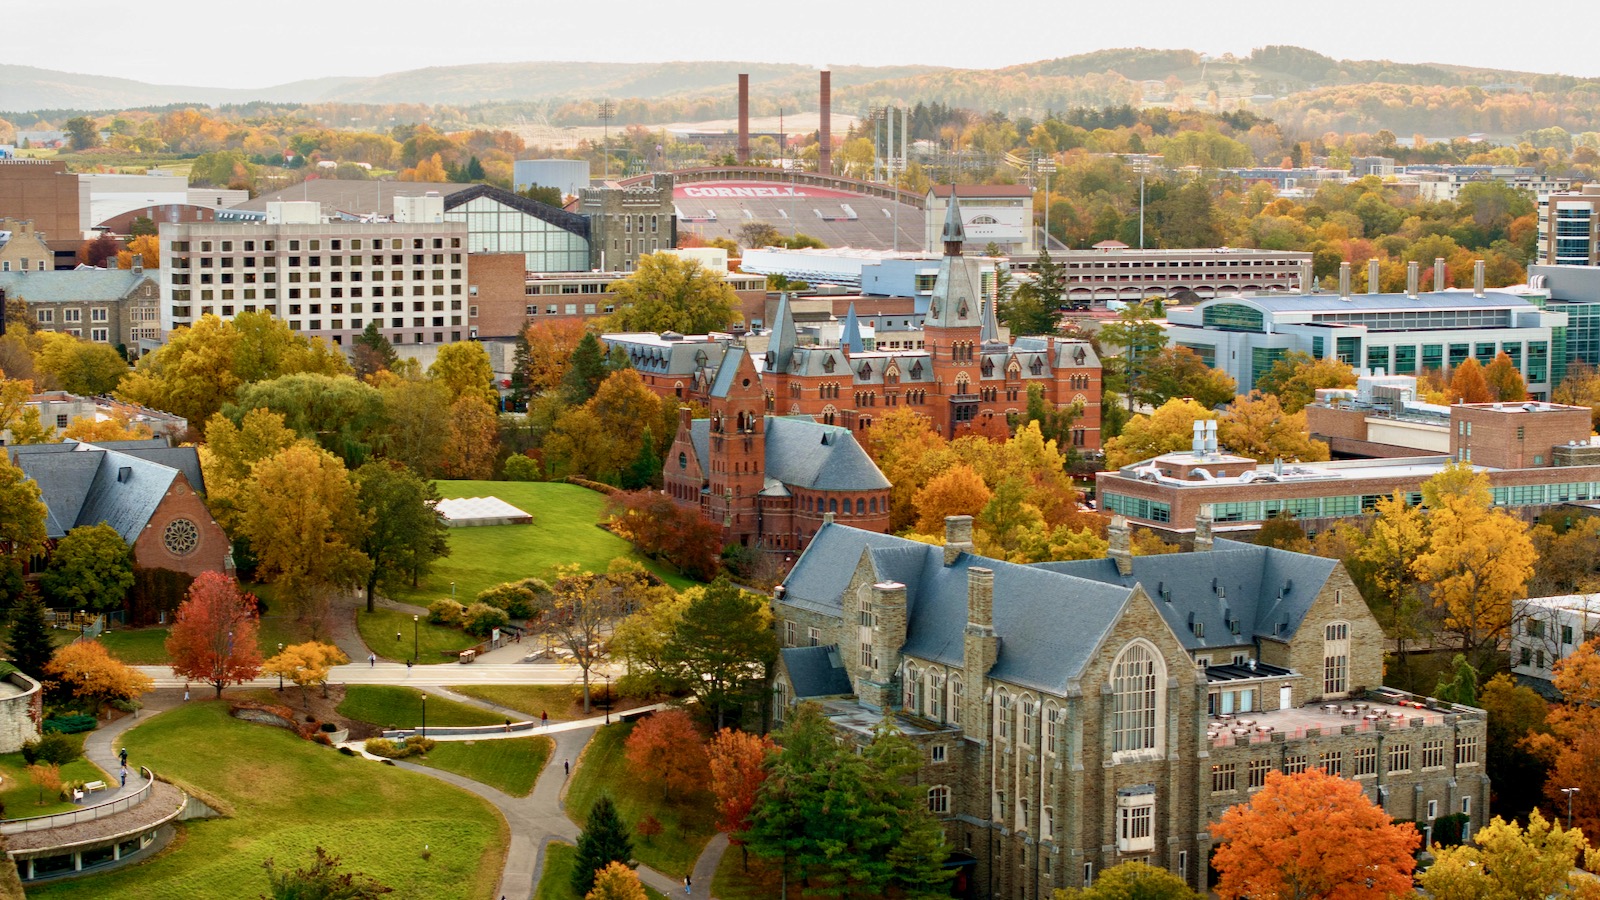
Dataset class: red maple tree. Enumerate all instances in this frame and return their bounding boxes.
[165,572,264,698]
[623,709,707,802]
[707,727,776,854]
[1211,768,1420,900]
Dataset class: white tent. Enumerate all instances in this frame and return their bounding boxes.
[434,496,533,528]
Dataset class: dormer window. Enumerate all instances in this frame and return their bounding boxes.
[859,362,873,378]
[910,360,924,378]
[957,300,970,318]
[981,359,994,376]
[823,355,836,373]
[1030,358,1044,375]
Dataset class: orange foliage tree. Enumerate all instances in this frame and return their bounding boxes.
[165,572,264,698]
[1530,638,1600,838]
[1484,352,1527,402]
[623,708,708,802]
[912,464,992,534]
[1447,359,1492,404]
[1210,768,1420,900]
[44,641,153,713]
[707,728,776,865]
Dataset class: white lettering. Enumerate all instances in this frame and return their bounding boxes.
[682,185,807,199]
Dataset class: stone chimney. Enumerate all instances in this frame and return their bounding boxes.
[962,567,998,739]
[943,515,973,565]
[1194,504,1215,553]
[131,254,143,275]
[1109,514,1133,575]
[865,581,907,710]
[1368,257,1381,294]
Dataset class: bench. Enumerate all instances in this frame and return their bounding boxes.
[83,780,108,793]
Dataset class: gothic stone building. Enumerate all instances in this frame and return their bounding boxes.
[772,514,1488,899]
[664,344,891,554]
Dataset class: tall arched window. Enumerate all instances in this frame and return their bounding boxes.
[904,663,919,711]
[927,785,950,814]
[1111,642,1163,753]
[928,671,944,722]
[1324,621,1351,697]
[951,679,964,727]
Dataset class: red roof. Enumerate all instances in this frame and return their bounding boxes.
[929,184,1032,198]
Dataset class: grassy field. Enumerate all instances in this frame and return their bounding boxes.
[566,722,716,879]
[451,685,583,721]
[389,481,694,608]
[357,608,479,663]
[0,734,105,817]
[338,686,507,730]
[535,842,666,900]
[25,702,507,900]
[99,610,310,666]
[713,850,798,900]
[414,735,551,797]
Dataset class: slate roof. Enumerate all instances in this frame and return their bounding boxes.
[1034,538,1336,653]
[782,645,854,699]
[1201,290,1533,314]
[0,269,153,303]
[709,346,746,399]
[781,526,1340,695]
[8,441,194,542]
[686,416,891,495]
[840,304,864,354]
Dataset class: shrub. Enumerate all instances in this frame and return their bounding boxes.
[364,738,405,759]
[475,578,553,621]
[427,598,464,625]
[320,722,338,733]
[363,735,435,759]
[42,714,97,735]
[503,454,542,482]
[461,602,509,637]
[313,733,333,746]
[403,735,436,755]
[22,732,82,766]
[338,746,356,756]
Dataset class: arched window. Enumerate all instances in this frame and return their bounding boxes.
[1324,621,1351,697]
[1111,642,1163,753]
[1020,697,1037,748]
[904,663,919,711]
[951,679,964,727]
[956,372,971,394]
[829,498,838,514]
[928,671,944,721]
[869,497,878,513]
[856,498,865,515]
[927,785,950,814]
[1041,806,1055,840]
[996,690,1013,741]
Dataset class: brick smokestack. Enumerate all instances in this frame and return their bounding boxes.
[819,70,832,175]
[737,74,750,164]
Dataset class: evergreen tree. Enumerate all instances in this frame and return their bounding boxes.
[1434,654,1480,706]
[464,156,486,182]
[8,589,54,680]
[572,795,634,897]
[624,427,661,490]
[563,333,609,405]
[352,321,398,379]
[509,331,533,409]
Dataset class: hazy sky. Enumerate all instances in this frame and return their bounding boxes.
[13,0,1599,87]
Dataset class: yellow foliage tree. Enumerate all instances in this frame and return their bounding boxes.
[441,396,499,480]
[61,415,152,443]
[199,408,307,535]
[428,341,499,407]
[585,861,647,900]
[1419,812,1588,900]
[1218,393,1330,463]
[1104,398,1218,469]
[1412,462,1535,665]
[241,443,371,609]
[1356,492,1429,652]
[913,464,992,534]
[43,641,153,713]
[262,641,350,707]
[116,234,161,269]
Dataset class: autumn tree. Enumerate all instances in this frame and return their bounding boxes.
[441,396,500,480]
[913,464,993,534]
[1483,351,1527,402]
[1137,346,1237,409]
[1554,361,1600,430]
[1053,860,1202,900]
[1098,300,1168,409]
[520,318,589,399]
[78,233,121,268]
[0,454,49,614]
[198,408,305,535]
[351,321,398,379]
[262,846,393,899]
[45,640,153,713]
[708,728,776,867]
[1529,639,1600,837]
[549,566,645,712]
[1219,392,1331,463]
[61,415,152,443]
[624,709,708,801]
[263,642,349,708]
[1419,812,1588,900]
[605,491,723,582]
[227,373,387,468]
[376,376,452,477]
[355,460,449,611]
[571,795,634,897]
[166,572,264,698]
[586,861,647,900]
[428,341,499,407]
[1447,358,1493,404]
[1252,351,1358,413]
[116,233,161,270]
[1479,672,1550,821]
[32,332,129,396]
[241,443,371,613]
[1413,462,1536,667]
[603,254,741,335]
[1255,510,1311,553]
[1210,768,1419,900]
[1104,398,1217,469]
[40,523,135,612]
[27,763,60,806]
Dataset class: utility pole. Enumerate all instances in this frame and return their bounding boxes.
[1139,167,1146,249]
[597,100,615,181]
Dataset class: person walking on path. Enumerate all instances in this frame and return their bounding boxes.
[564,758,570,777]
[684,875,692,895]
[183,683,190,702]
[119,747,128,767]
[119,765,128,787]
[540,710,548,728]
[504,718,512,733]
[369,653,376,667]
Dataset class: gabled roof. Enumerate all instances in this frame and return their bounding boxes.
[782,645,854,699]
[840,303,864,354]
[685,416,891,496]
[444,183,590,239]
[709,346,747,399]
[8,440,192,542]
[0,269,154,303]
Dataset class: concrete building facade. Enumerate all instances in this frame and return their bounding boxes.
[773,517,1487,899]
[1537,186,1600,267]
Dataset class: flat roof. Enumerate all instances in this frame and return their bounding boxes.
[1110,454,1486,487]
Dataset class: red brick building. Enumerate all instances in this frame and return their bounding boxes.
[664,346,891,554]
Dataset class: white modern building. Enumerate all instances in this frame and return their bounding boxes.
[1511,592,1600,689]
[1537,185,1600,267]
[1164,274,1566,397]
[924,184,1034,255]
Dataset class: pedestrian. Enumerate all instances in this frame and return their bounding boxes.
[540,710,548,728]
[369,653,376,667]
[563,758,570,777]
[119,747,128,766]
[406,658,413,670]
[119,765,128,787]
[685,875,692,895]
[504,718,512,734]
[183,685,189,702]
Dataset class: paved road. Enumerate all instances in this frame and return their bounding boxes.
[136,661,608,689]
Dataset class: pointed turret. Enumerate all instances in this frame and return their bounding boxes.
[767,292,797,373]
[980,296,1000,343]
[942,190,966,256]
[841,302,864,354]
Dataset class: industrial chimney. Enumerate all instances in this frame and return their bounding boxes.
[1434,257,1447,292]
[1338,261,1351,299]
[818,70,832,175]
[737,74,750,165]
[1368,257,1381,294]
[1474,259,1486,298]
[1406,260,1420,298]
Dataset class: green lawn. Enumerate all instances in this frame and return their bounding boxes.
[390,481,694,609]
[535,842,666,900]
[567,722,716,879]
[451,685,583,721]
[0,735,105,818]
[25,702,508,900]
[357,607,478,663]
[414,735,551,797]
[337,686,507,730]
[98,613,309,666]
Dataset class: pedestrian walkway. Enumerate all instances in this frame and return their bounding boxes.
[79,690,182,805]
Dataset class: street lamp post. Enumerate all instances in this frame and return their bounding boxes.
[604,673,612,726]
[1564,787,1580,829]
[421,693,427,740]
[413,614,419,663]
[277,643,284,691]
[1036,159,1056,251]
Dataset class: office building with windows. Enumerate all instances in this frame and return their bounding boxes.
[1537,185,1600,266]
[1164,288,1567,397]
[1510,592,1600,693]
[772,513,1486,898]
